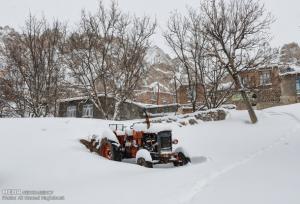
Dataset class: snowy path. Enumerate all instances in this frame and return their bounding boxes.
[181,121,300,203]
[182,107,300,204]
[0,104,300,204]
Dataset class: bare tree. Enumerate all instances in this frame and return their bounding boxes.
[109,16,156,120]
[1,15,66,117]
[64,5,115,119]
[201,0,275,123]
[165,8,232,111]
[164,10,202,111]
[66,1,155,120]
[202,56,234,109]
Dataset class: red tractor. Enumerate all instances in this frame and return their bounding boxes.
[80,114,190,168]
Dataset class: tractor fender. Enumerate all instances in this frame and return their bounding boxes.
[174,147,191,159]
[136,149,152,162]
[102,130,120,144]
[108,140,120,147]
[98,137,120,148]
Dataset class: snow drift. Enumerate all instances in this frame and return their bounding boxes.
[0,104,300,204]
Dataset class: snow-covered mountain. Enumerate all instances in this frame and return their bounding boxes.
[0,26,16,69]
[0,26,12,38]
[145,45,173,65]
[140,46,175,93]
[0,26,14,46]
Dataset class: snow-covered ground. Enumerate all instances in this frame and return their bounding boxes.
[1,104,300,204]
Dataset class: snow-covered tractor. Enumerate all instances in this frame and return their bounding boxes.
[80,113,190,168]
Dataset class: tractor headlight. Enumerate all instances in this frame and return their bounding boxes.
[172,139,178,144]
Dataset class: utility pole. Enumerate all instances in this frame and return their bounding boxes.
[156,82,160,105]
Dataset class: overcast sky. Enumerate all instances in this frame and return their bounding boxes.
[0,0,299,54]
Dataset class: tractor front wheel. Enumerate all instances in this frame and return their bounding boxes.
[137,157,153,168]
[98,139,121,161]
[174,152,190,166]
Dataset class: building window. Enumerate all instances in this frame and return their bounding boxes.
[260,71,271,85]
[242,76,250,87]
[296,78,300,94]
[66,106,76,117]
[151,92,156,102]
[82,104,93,118]
[187,88,196,103]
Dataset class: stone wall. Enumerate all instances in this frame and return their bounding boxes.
[256,88,281,110]
[145,104,179,115]
[150,109,227,126]
[193,109,227,121]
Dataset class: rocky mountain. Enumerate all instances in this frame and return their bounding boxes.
[0,26,16,69]
[145,45,173,65]
[280,42,300,65]
[140,46,175,93]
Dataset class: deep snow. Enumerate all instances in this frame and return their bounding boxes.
[0,104,300,204]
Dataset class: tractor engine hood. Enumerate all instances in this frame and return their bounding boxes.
[129,123,172,134]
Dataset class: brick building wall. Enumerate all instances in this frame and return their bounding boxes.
[239,66,281,89]
[177,84,205,105]
[232,66,282,110]
[134,91,175,105]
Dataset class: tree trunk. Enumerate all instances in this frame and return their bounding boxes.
[192,101,196,112]
[157,83,160,105]
[174,77,178,104]
[233,74,258,124]
[240,90,258,124]
[113,100,122,121]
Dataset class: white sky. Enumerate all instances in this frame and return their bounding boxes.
[0,0,299,54]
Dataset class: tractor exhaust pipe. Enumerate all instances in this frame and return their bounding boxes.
[143,108,150,129]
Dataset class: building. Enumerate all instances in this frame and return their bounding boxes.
[58,96,143,120]
[280,66,300,104]
[177,84,205,105]
[173,84,205,114]
[231,65,300,110]
[58,95,178,120]
[233,65,281,109]
[134,89,175,105]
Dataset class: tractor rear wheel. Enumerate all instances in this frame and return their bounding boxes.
[137,157,153,168]
[173,161,179,167]
[98,139,121,161]
[175,152,190,166]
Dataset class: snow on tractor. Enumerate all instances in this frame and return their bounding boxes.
[80,112,190,168]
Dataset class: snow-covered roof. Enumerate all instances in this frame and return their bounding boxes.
[134,89,174,96]
[147,81,170,92]
[239,64,280,73]
[128,100,178,109]
[218,82,234,91]
[58,93,115,103]
[279,64,300,76]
